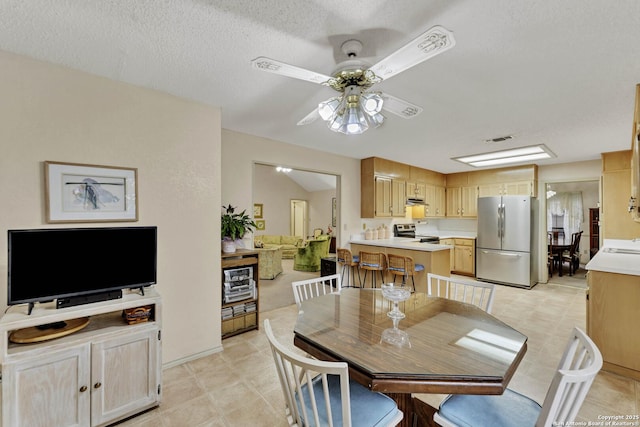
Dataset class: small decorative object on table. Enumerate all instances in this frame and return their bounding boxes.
[123,305,153,324]
[380,283,412,347]
[221,204,257,253]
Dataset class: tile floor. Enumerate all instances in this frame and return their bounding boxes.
[120,280,640,426]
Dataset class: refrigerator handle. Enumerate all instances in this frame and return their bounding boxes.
[497,204,504,239]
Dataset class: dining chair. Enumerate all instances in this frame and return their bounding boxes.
[292,274,341,310]
[547,232,560,277]
[561,231,583,276]
[433,326,602,427]
[358,251,387,288]
[263,319,404,427]
[336,248,361,288]
[427,273,496,314]
[386,253,424,292]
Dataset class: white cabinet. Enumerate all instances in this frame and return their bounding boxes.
[3,344,91,427]
[0,290,162,427]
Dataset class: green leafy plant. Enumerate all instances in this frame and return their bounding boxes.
[221,204,257,240]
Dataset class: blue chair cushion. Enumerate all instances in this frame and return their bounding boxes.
[352,255,359,262]
[297,374,400,427]
[388,267,405,272]
[414,263,424,272]
[438,388,542,427]
[361,262,381,268]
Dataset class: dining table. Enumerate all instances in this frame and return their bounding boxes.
[549,235,571,276]
[293,288,528,427]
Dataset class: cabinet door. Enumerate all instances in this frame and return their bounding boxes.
[91,327,160,426]
[374,176,392,217]
[391,179,406,217]
[454,241,475,275]
[433,186,446,217]
[478,184,503,197]
[3,344,91,427]
[440,239,455,271]
[461,186,478,217]
[446,187,462,217]
[407,181,426,200]
[503,181,533,196]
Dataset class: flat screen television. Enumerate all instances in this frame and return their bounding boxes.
[8,226,157,313]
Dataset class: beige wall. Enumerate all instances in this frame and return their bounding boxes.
[0,51,222,364]
[221,129,361,247]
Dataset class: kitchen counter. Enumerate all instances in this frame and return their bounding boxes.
[585,239,640,276]
[349,237,451,252]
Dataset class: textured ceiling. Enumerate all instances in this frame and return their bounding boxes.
[2,0,639,173]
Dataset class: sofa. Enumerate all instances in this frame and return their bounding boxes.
[254,234,304,259]
[256,247,283,279]
[293,234,331,272]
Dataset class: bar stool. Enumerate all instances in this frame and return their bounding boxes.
[336,248,361,288]
[358,251,387,288]
[386,254,423,292]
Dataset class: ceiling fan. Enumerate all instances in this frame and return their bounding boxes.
[251,25,456,135]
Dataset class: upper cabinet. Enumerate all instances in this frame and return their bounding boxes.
[362,158,410,218]
[601,150,640,238]
[361,158,537,219]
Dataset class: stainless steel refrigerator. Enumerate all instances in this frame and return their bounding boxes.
[476,195,537,288]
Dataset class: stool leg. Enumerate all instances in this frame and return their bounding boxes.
[354,266,361,288]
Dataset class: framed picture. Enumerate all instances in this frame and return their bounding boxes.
[255,220,266,230]
[253,203,263,219]
[332,197,337,227]
[45,161,138,223]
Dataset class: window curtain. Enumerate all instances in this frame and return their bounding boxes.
[547,192,583,237]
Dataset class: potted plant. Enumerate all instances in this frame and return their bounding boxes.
[221,204,257,253]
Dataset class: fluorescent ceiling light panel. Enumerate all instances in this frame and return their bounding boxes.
[453,144,555,167]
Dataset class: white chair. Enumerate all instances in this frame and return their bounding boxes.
[427,273,496,314]
[433,326,602,427]
[263,319,404,427]
[292,274,341,310]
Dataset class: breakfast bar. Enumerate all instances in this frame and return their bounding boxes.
[350,238,451,293]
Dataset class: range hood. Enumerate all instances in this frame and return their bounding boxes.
[406,197,427,206]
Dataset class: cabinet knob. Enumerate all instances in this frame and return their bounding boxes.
[79,385,87,393]
[94,382,102,389]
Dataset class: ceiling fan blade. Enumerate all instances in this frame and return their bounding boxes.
[251,57,332,85]
[380,93,423,119]
[297,108,320,126]
[368,25,456,81]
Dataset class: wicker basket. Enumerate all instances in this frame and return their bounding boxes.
[123,305,153,324]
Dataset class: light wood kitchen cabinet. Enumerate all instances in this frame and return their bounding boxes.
[601,150,640,239]
[438,238,475,276]
[440,238,455,271]
[478,180,534,197]
[362,157,410,218]
[446,186,478,217]
[425,185,446,217]
[407,181,426,200]
[453,238,475,276]
[373,177,406,218]
[587,270,640,380]
[0,290,162,427]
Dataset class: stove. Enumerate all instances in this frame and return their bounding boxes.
[393,224,440,243]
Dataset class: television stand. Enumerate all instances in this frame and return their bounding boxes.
[9,317,90,344]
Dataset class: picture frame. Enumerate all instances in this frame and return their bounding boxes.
[45,161,138,223]
[253,203,263,219]
[332,197,337,227]
[255,220,266,230]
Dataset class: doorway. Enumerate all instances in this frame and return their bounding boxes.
[543,179,599,285]
[291,199,308,238]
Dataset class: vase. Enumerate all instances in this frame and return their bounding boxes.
[222,239,236,253]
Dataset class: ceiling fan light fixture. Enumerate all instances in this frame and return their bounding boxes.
[318,97,341,121]
[361,92,384,115]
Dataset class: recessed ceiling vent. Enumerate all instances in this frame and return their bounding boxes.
[484,135,513,143]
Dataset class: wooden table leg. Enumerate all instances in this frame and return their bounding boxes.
[384,393,440,427]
